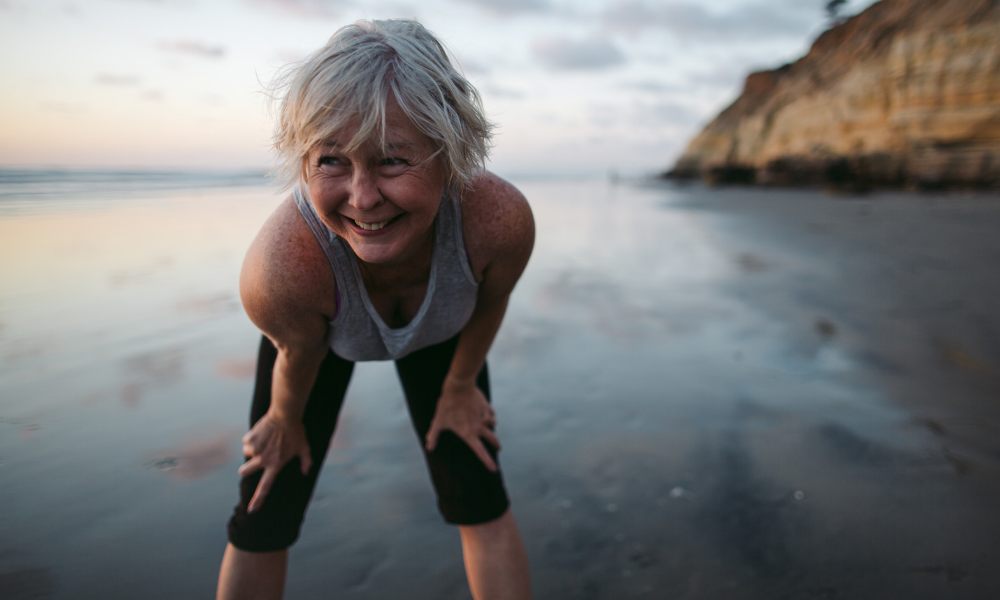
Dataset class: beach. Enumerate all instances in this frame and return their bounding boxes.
[1,174,999,599]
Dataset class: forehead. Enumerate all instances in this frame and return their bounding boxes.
[317,138,422,154]
[318,98,434,152]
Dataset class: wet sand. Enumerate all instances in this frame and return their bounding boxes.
[1,180,999,599]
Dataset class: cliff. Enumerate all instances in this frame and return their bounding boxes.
[669,0,1000,189]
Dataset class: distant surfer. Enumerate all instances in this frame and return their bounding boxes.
[216,19,534,600]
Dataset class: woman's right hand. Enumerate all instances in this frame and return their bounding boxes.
[238,411,313,513]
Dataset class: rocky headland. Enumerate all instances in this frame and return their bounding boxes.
[668,0,1000,190]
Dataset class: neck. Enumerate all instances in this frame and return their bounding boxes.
[357,226,435,290]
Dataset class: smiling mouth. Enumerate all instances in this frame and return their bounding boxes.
[351,214,402,231]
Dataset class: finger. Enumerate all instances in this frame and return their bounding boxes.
[425,420,442,452]
[238,455,264,478]
[466,437,498,472]
[484,413,497,428]
[242,435,261,457]
[242,441,256,458]
[298,445,313,475]
[248,468,277,514]
[480,428,502,451]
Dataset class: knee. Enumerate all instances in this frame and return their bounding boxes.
[458,508,515,545]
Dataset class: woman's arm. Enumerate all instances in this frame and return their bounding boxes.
[237,197,338,513]
[425,174,535,469]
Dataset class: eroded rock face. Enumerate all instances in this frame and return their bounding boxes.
[670,0,1000,189]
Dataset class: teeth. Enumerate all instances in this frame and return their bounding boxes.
[354,218,390,231]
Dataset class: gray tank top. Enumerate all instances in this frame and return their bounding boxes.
[293,186,479,361]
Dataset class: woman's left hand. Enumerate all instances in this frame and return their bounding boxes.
[426,379,500,472]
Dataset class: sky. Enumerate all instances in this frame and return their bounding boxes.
[0,0,878,177]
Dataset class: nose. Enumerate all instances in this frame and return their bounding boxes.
[348,167,383,212]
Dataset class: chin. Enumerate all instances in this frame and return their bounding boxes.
[347,240,402,265]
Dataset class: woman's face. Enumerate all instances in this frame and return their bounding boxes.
[305,99,447,266]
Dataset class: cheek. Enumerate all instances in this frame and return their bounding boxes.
[383,176,444,211]
[308,176,339,201]
[307,182,345,222]
[395,192,442,219]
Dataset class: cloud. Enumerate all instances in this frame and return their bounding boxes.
[635,100,702,126]
[603,0,816,41]
[483,84,526,99]
[452,0,550,15]
[94,73,140,86]
[243,0,353,18]
[588,99,700,131]
[623,80,686,94]
[39,101,88,114]
[274,48,308,64]
[456,57,492,76]
[531,36,626,71]
[158,40,226,58]
[686,65,748,89]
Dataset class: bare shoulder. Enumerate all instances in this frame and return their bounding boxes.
[240,195,337,345]
[460,172,535,281]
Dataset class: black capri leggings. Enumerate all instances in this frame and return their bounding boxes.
[227,334,510,552]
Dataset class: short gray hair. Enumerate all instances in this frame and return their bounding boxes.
[271,19,492,193]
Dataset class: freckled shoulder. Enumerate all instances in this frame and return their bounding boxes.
[239,195,338,346]
[459,172,535,283]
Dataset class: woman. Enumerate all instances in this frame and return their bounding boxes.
[216,19,534,600]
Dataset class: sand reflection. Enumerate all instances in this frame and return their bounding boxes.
[119,347,185,406]
[214,357,257,380]
[147,432,238,480]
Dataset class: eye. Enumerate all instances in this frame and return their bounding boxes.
[381,157,407,166]
[317,156,342,166]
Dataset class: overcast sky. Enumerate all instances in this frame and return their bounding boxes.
[0,0,877,177]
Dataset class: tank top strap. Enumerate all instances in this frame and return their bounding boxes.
[442,189,479,286]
